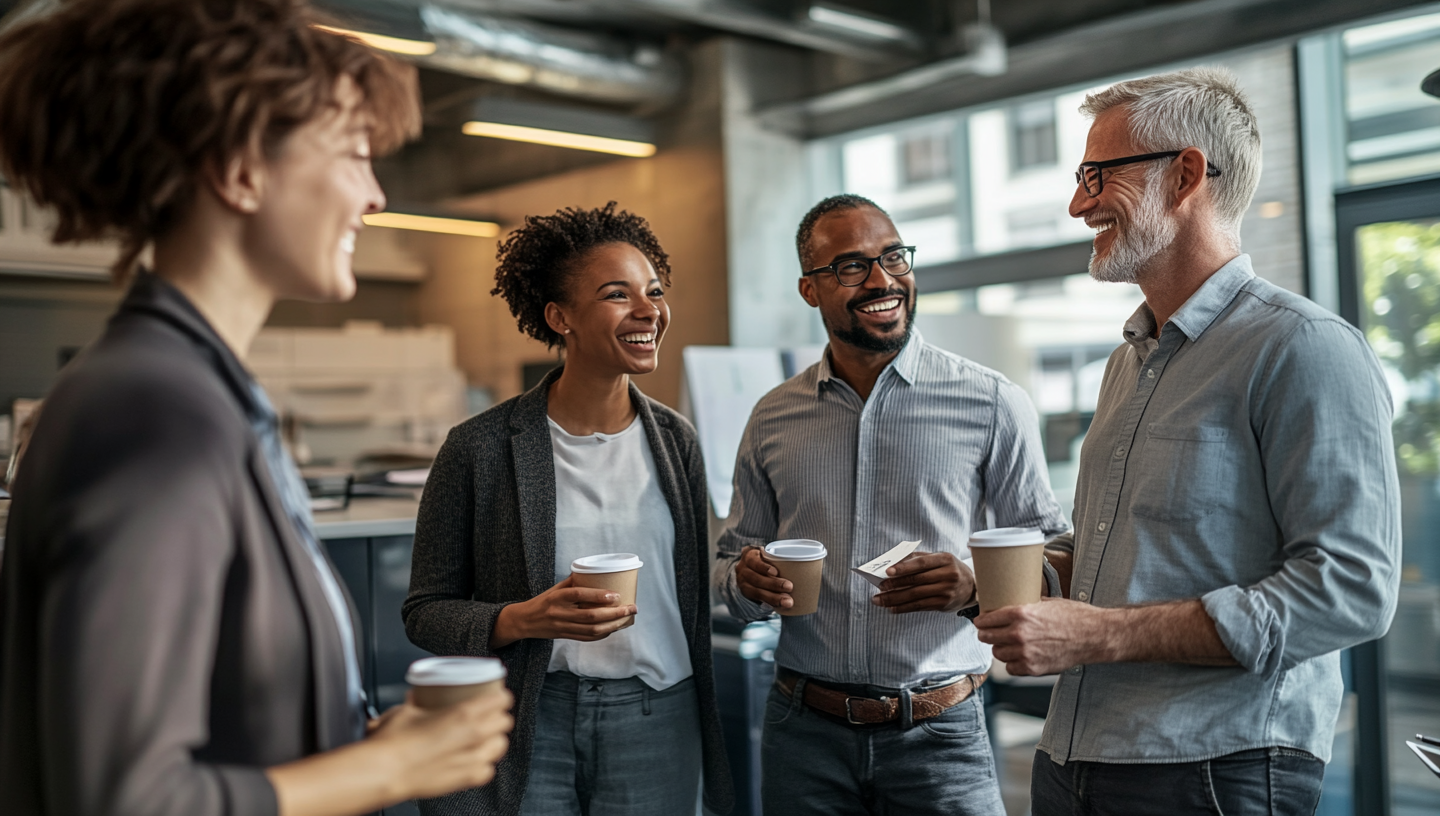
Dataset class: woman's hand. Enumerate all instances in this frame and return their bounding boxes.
[268,689,514,816]
[489,576,637,649]
[367,691,514,800]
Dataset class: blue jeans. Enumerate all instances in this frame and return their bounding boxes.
[1031,747,1325,816]
[760,677,1005,816]
[518,671,702,816]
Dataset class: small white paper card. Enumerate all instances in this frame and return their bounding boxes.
[852,540,922,588]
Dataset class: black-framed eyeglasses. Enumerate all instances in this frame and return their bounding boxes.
[804,246,915,287]
[1075,150,1222,197]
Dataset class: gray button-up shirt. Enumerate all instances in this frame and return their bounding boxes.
[1039,255,1402,765]
[714,332,1069,687]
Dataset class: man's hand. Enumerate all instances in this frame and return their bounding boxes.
[974,597,1237,676]
[871,551,975,613]
[973,598,1110,675]
[736,546,793,611]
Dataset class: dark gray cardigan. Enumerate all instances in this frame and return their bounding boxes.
[403,367,734,816]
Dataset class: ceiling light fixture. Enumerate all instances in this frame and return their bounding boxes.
[461,121,656,157]
[314,24,437,56]
[463,97,657,158]
[362,212,500,238]
[806,4,913,43]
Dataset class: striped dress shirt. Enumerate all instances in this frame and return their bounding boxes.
[713,332,1070,687]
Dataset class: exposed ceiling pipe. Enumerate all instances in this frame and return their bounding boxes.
[434,0,923,61]
[763,21,1006,120]
[322,1,685,107]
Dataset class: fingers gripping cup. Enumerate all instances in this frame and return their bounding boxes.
[570,553,643,628]
[968,527,1047,614]
[762,540,827,616]
[406,656,507,710]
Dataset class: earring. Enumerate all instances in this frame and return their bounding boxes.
[564,329,571,334]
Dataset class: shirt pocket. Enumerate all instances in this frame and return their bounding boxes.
[1129,423,1232,521]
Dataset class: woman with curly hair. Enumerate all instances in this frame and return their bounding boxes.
[403,202,734,816]
[0,2,511,814]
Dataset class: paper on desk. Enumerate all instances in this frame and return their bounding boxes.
[852,540,922,588]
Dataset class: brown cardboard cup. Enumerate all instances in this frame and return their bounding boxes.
[968,527,1047,614]
[406,656,507,710]
[762,539,828,616]
[570,553,643,629]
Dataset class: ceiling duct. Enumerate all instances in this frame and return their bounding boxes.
[321,1,684,107]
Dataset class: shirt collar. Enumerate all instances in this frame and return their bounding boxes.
[815,329,924,393]
[1121,254,1254,355]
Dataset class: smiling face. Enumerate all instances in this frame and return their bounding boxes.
[799,206,916,354]
[245,76,386,303]
[547,242,669,377]
[1069,106,1178,284]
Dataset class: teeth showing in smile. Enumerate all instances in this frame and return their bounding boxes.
[340,232,357,254]
[620,333,656,344]
[858,298,901,314]
[1091,222,1114,235]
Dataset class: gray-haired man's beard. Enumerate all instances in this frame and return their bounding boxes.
[1088,181,1177,284]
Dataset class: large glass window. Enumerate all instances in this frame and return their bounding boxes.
[1354,216,1440,815]
[1343,12,1440,186]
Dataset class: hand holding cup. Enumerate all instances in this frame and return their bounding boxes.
[736,546,794,612]
[492,575,636,647]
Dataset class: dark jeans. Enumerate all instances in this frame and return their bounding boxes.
[760,677,1005,816]
[1031,747,1325,816]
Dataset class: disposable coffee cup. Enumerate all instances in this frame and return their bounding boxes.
[968,527,1046,614]
[570,553,643,628]
[762,539,827,616]
[406,656,507,710]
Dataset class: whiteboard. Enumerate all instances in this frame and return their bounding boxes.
[682,346,786,518]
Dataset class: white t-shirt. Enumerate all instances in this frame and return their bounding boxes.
[546,414,693,690]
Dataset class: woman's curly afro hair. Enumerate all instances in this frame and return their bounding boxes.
[491,201,672,348]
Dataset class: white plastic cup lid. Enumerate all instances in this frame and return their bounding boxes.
[405,656,506,687]
[764,539,828,561]
[571,553,644,574]
[967,527,1046,548]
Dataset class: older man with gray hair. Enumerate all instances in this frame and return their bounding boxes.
[974,67,1401,814]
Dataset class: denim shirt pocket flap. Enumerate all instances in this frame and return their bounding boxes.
[1145,423,1230,443]
[1131,424,1233,521]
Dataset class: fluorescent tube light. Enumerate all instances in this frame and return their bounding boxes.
[461,121,657,158]
[314,24,437,56]
[807,5,911,42]
[362,213,500,238]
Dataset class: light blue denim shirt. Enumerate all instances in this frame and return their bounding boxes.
[1039,255,1402,765]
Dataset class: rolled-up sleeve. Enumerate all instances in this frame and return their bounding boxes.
[712,414,776,622]
[1202,318,1401,675]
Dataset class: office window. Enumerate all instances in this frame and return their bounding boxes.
[902,130,951,185]
[1343,12,1440,186]
[1010,99,1059,172]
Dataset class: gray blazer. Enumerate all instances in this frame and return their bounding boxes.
[0,274,359,816]
[403,367,734,816]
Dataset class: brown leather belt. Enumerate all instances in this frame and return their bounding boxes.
[776,669,986,725]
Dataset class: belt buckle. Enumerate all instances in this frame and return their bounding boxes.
[844,696,865,725]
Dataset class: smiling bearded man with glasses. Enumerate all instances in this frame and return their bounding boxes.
[712,194,1070,816]
[973,67,1401,816]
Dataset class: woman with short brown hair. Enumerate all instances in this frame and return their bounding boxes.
[0,2,511,814]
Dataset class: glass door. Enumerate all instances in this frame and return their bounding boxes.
[1338,177,1440,816]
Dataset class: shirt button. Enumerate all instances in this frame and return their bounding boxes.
[1077,591,1089,602]
[1097,522,1108,532]
[1114,446,1126,458]
[1071,666,1082,675]
[1146,369,1155,379]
